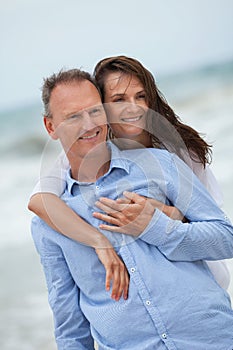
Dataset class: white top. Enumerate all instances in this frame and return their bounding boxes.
[31,149,230,289]
[32,150,68,196]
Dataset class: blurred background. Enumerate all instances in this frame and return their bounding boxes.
[0,0,233,349]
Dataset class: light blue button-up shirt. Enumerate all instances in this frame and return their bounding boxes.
[31,143,233,350]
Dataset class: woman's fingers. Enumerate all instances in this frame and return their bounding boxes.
[98,223,123,232]
[95,248,129,301]
[94,192,154,237]
[123,269,129,300]
[111,259,129,301]
[116,197,131,204]
[95,193,146,217]
[95,199,128,217]
[105,263,112,292]
[95,201,117,215]
[118,267,129,301]
[93,211,121,226]
[123,191,146,205]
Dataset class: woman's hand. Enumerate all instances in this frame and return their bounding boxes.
[93,191,155,237]
[116,195,184,221]
[95,247,129,301]
[93,191,185,237]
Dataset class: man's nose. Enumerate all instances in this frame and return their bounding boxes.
[82,111,98,131]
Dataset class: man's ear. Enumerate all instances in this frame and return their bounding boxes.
[43,116,58,140]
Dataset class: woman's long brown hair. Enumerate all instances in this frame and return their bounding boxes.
[94,55,212,167]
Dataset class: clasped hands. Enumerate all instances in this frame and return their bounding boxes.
[94,191,183,235]
[93,191,183,302]
[93,191,155,236]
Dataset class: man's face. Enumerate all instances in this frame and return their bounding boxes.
[45,80,108,161]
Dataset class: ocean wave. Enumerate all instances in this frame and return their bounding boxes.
[0,134,48,157]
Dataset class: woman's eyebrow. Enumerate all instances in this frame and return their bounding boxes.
[111,93,125,97]
[111,89,145,97]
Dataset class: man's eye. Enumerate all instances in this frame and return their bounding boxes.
[89,107,103,116]
[91,108,100,114]
[68,114,81,121]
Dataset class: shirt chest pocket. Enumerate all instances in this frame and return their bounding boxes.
[133,183,168,204]
[106,177,167,202]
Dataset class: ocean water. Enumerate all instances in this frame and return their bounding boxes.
[1,60,233,349]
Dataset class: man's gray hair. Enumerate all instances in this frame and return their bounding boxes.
[42,68,100,118]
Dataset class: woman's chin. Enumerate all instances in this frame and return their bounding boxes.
[113,126,145,139]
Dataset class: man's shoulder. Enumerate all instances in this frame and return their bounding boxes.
[31,214,42,226]
[31,214,59,237]
[31,215,49,234]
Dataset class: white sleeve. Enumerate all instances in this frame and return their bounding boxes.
[30,150,69,197]
[205,260,230,290]
[190,161,224,208]
[186,157,229,289]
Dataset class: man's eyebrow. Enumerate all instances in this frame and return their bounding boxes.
[88,103,103,109]
[61,109,83,120]
[64,104,103,118]
[65,111,81,118]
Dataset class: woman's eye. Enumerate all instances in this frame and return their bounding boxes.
[113,97,124,103]
[137,94,146,100]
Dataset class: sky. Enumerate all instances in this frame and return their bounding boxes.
[1,0,233,110]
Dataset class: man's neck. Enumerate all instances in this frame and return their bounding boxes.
[69,142,111,183]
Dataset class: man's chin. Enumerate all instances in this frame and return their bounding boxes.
[67,139,108,158]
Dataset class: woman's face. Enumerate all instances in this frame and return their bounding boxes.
[103,72,149,141]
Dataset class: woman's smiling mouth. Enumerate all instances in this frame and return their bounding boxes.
[121,115,143,123]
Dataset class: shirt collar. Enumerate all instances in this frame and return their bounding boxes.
[66,141,130,195]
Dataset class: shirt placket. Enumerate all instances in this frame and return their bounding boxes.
[121,244,178,350]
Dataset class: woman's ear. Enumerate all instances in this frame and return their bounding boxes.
[43,116,58,140]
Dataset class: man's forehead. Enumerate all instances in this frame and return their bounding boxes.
[51,80,102,113]
[54,80,99,97]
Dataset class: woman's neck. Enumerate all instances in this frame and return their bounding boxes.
[113,132,153,150]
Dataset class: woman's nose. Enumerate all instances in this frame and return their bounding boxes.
[125,101,141,114]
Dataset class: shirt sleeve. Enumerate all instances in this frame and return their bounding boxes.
[139,153,233,262]
[30,150,69,197]
[31,218,95,350]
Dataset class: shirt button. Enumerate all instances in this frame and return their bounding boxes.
[96,186,100,190]
[161,333,167,339]
[146,300,151,306]
[130,267,136,273]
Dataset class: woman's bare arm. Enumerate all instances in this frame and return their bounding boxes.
[28,193,129,301]
[29,193,112,247]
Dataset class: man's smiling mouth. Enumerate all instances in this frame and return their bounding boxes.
[79,130,100,140]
